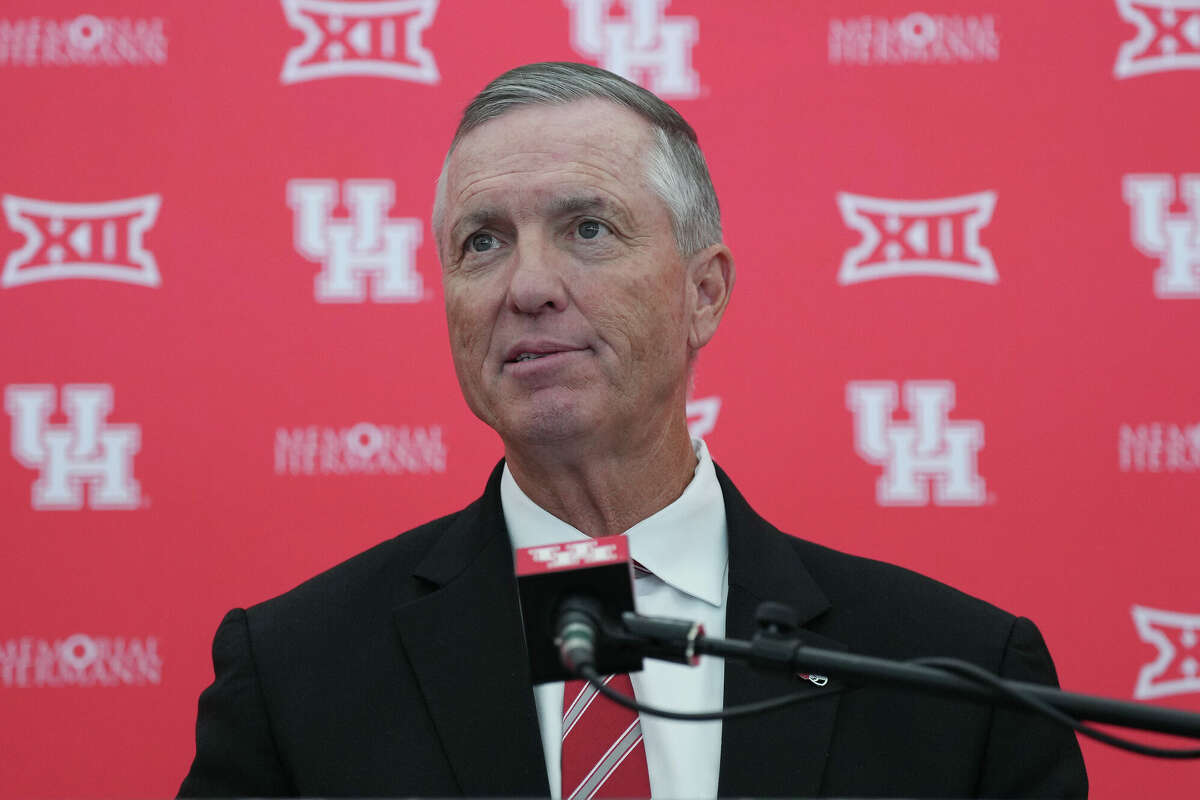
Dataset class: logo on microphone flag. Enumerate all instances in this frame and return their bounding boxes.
[517,536,629,575]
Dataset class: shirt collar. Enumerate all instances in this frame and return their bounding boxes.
[502,438,728,608]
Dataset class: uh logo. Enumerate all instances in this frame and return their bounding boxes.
[846,381,986,507]
[5,384,141,510]
[1123,174,1200,298]
[564,0,700,98]
[288,179,424,303]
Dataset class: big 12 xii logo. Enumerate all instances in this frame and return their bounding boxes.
[1114,0,1200,79]
[280,0,439,84]
[2,194,161,288]
[837,192,998,285]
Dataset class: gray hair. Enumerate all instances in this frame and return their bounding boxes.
[433,62,722,256]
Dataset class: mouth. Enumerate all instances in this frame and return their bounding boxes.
[503,343,588,364]
[512,352,550,363]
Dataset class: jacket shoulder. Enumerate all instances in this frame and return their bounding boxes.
[787,535,1021,664]
[245,500,475,632]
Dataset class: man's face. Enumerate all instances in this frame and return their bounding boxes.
[438,99,695,450]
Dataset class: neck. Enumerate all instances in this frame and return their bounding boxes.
[503,418,697,539]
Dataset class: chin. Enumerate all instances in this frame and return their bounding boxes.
[500,402,596,446]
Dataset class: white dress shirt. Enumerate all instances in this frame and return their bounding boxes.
[502,438,729,800]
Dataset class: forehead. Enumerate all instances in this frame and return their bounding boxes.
[443,99,657,225]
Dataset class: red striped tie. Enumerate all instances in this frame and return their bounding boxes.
[561,673,651,800]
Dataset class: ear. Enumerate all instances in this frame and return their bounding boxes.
[686,243,735,352]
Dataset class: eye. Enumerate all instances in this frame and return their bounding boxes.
[576,220,608,240]
[467,232,500,253]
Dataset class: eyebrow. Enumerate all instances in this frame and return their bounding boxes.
[448,194,632,244]
[546,195,619,218]
[450,209,504,243]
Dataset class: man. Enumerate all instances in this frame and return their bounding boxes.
[180,62,1087,798]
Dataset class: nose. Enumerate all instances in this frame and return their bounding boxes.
[505,236,568,315]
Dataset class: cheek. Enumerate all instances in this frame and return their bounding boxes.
[594,276,687,364]
[443,292,489,372]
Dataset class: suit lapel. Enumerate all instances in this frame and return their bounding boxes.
[715,466,846,798]
[391,463,550,797]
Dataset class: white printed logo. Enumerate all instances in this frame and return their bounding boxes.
[287,179,424,303]
[280,0,439,84]
[527,541,620,569]
[1119,422,1200,472]
[2,194,161,288]
[828,12,999,66]
[1123,174,1200,298]
[0,634,161,688]
[686,396,721,438]
[1114,0,1200,79]
[0,15,167,67]
[565,0,700,98]
[275,423,446,475]
[5,384,141,510]
[1132,605,1200,699]
[837,192,997,285]
[846,381,986,506]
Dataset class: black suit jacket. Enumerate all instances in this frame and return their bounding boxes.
[180,463,1087,797]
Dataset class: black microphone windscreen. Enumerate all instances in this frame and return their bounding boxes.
[514,536,642,684]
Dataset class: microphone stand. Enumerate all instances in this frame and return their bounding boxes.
[593,601,1200,741]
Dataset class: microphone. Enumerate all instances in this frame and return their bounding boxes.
[514,536,643,684]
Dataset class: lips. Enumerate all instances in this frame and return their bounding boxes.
[503,342,587,363]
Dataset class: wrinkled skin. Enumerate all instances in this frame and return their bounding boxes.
[437,99,733,534]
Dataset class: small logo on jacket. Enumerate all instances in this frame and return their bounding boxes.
[280,0,439,84]
[846,380,986,506]
[837,192,997,285]
[1123,174,1200,298]
[0,634,161,688]
[1114,0,1200,78]
[6,384,142,510]
[1132,605,1200,699]
[288,179,424,303]
[2,194,161,288]
[565,0,700,98]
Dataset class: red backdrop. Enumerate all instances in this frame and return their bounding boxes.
[2,0,1198,796]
